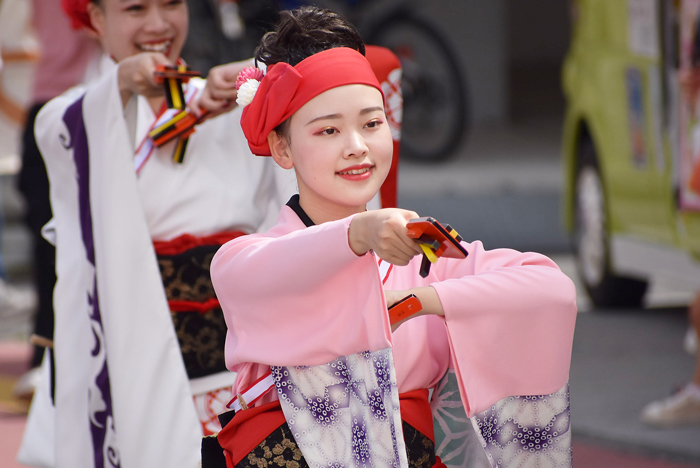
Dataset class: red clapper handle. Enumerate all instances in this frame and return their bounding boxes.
[388,294,423,326]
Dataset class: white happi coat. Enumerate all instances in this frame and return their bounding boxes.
[18,56,288,468]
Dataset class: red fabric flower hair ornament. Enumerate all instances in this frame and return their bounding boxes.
[62,0,95,31]
[238,47,384,156]
[235,67,265,108]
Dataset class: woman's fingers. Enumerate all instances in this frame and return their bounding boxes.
[349,208,425,265]
[207,85,238,102]
[206,59,254,102]
[377,240,420,266]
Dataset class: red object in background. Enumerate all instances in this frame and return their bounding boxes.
[690,159,700,194]
[366,45,401,208]
[572,442,699,468]
[61,0,93,31]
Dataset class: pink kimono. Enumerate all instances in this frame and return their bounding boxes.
[211,203,577,466]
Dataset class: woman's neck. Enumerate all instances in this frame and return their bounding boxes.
[298,195,365,225]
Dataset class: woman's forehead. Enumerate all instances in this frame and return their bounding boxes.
[300,85,384,116]
[102,0,188,9]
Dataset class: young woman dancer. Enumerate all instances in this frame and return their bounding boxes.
[22,0,287,466]
[209,6,578,468]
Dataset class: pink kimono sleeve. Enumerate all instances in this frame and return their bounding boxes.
[429,241,577,417]
[210,210,393,371]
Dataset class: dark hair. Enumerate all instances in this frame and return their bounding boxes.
[254,6,365,68]
[256,6,365,139]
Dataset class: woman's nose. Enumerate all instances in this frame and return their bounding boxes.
[344,131,369,158]
[144,7,170,34]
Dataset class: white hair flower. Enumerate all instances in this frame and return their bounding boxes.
[235,66,265,107]
[236,79,260,107]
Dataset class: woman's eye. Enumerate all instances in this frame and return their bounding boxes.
[318,128,337,135]
[365,119,383,129]
[125,4,145,12]
[167,0,184,6]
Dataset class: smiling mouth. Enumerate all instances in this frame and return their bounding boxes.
[338,166,373,176]
[138,40,172,54]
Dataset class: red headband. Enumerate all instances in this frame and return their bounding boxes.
[240,47,384,156]
[62,0,94,30]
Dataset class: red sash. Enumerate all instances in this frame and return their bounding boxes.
[217,389,442,467]
[153,231,246,313]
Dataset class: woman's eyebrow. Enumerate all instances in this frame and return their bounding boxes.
[305,114,342,126]
[360,106,384,115]
[305,107,384,126]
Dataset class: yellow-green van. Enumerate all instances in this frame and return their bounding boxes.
[562,0,700,307]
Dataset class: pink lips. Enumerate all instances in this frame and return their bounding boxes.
[336,164,374,181]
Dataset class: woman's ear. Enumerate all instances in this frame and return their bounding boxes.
[268,131,294,170]
[87,1,106,37]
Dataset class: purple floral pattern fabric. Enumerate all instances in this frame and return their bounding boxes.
[472,384,572,467]
[271,349,408,468]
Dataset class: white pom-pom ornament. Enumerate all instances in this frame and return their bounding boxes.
[236,79,260,107]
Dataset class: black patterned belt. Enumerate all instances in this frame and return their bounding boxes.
[154,231,245,380]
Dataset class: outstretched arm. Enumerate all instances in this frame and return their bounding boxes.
[212,212,393,370]
[434,244,577,416]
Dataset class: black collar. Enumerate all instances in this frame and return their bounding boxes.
[286,194,315,227]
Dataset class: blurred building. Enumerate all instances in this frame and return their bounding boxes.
[425,0,570,124]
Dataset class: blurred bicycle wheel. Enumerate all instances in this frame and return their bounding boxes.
[368,11,468,163]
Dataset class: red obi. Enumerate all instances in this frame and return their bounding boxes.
[153,231,246,313]
[218,389,444,468]
[153,231,246,380]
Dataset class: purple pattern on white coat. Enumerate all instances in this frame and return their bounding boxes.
[62,97,121,468]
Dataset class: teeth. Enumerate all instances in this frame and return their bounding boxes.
[340,167,370,175]
[139,41,171,53]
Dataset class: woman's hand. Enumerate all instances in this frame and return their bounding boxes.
[348,209,423,266]
[117,52,171,106]
[192,58,254,119]
[386,287,444,332]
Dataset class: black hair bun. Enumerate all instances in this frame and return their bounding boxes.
[254,6,365,67]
